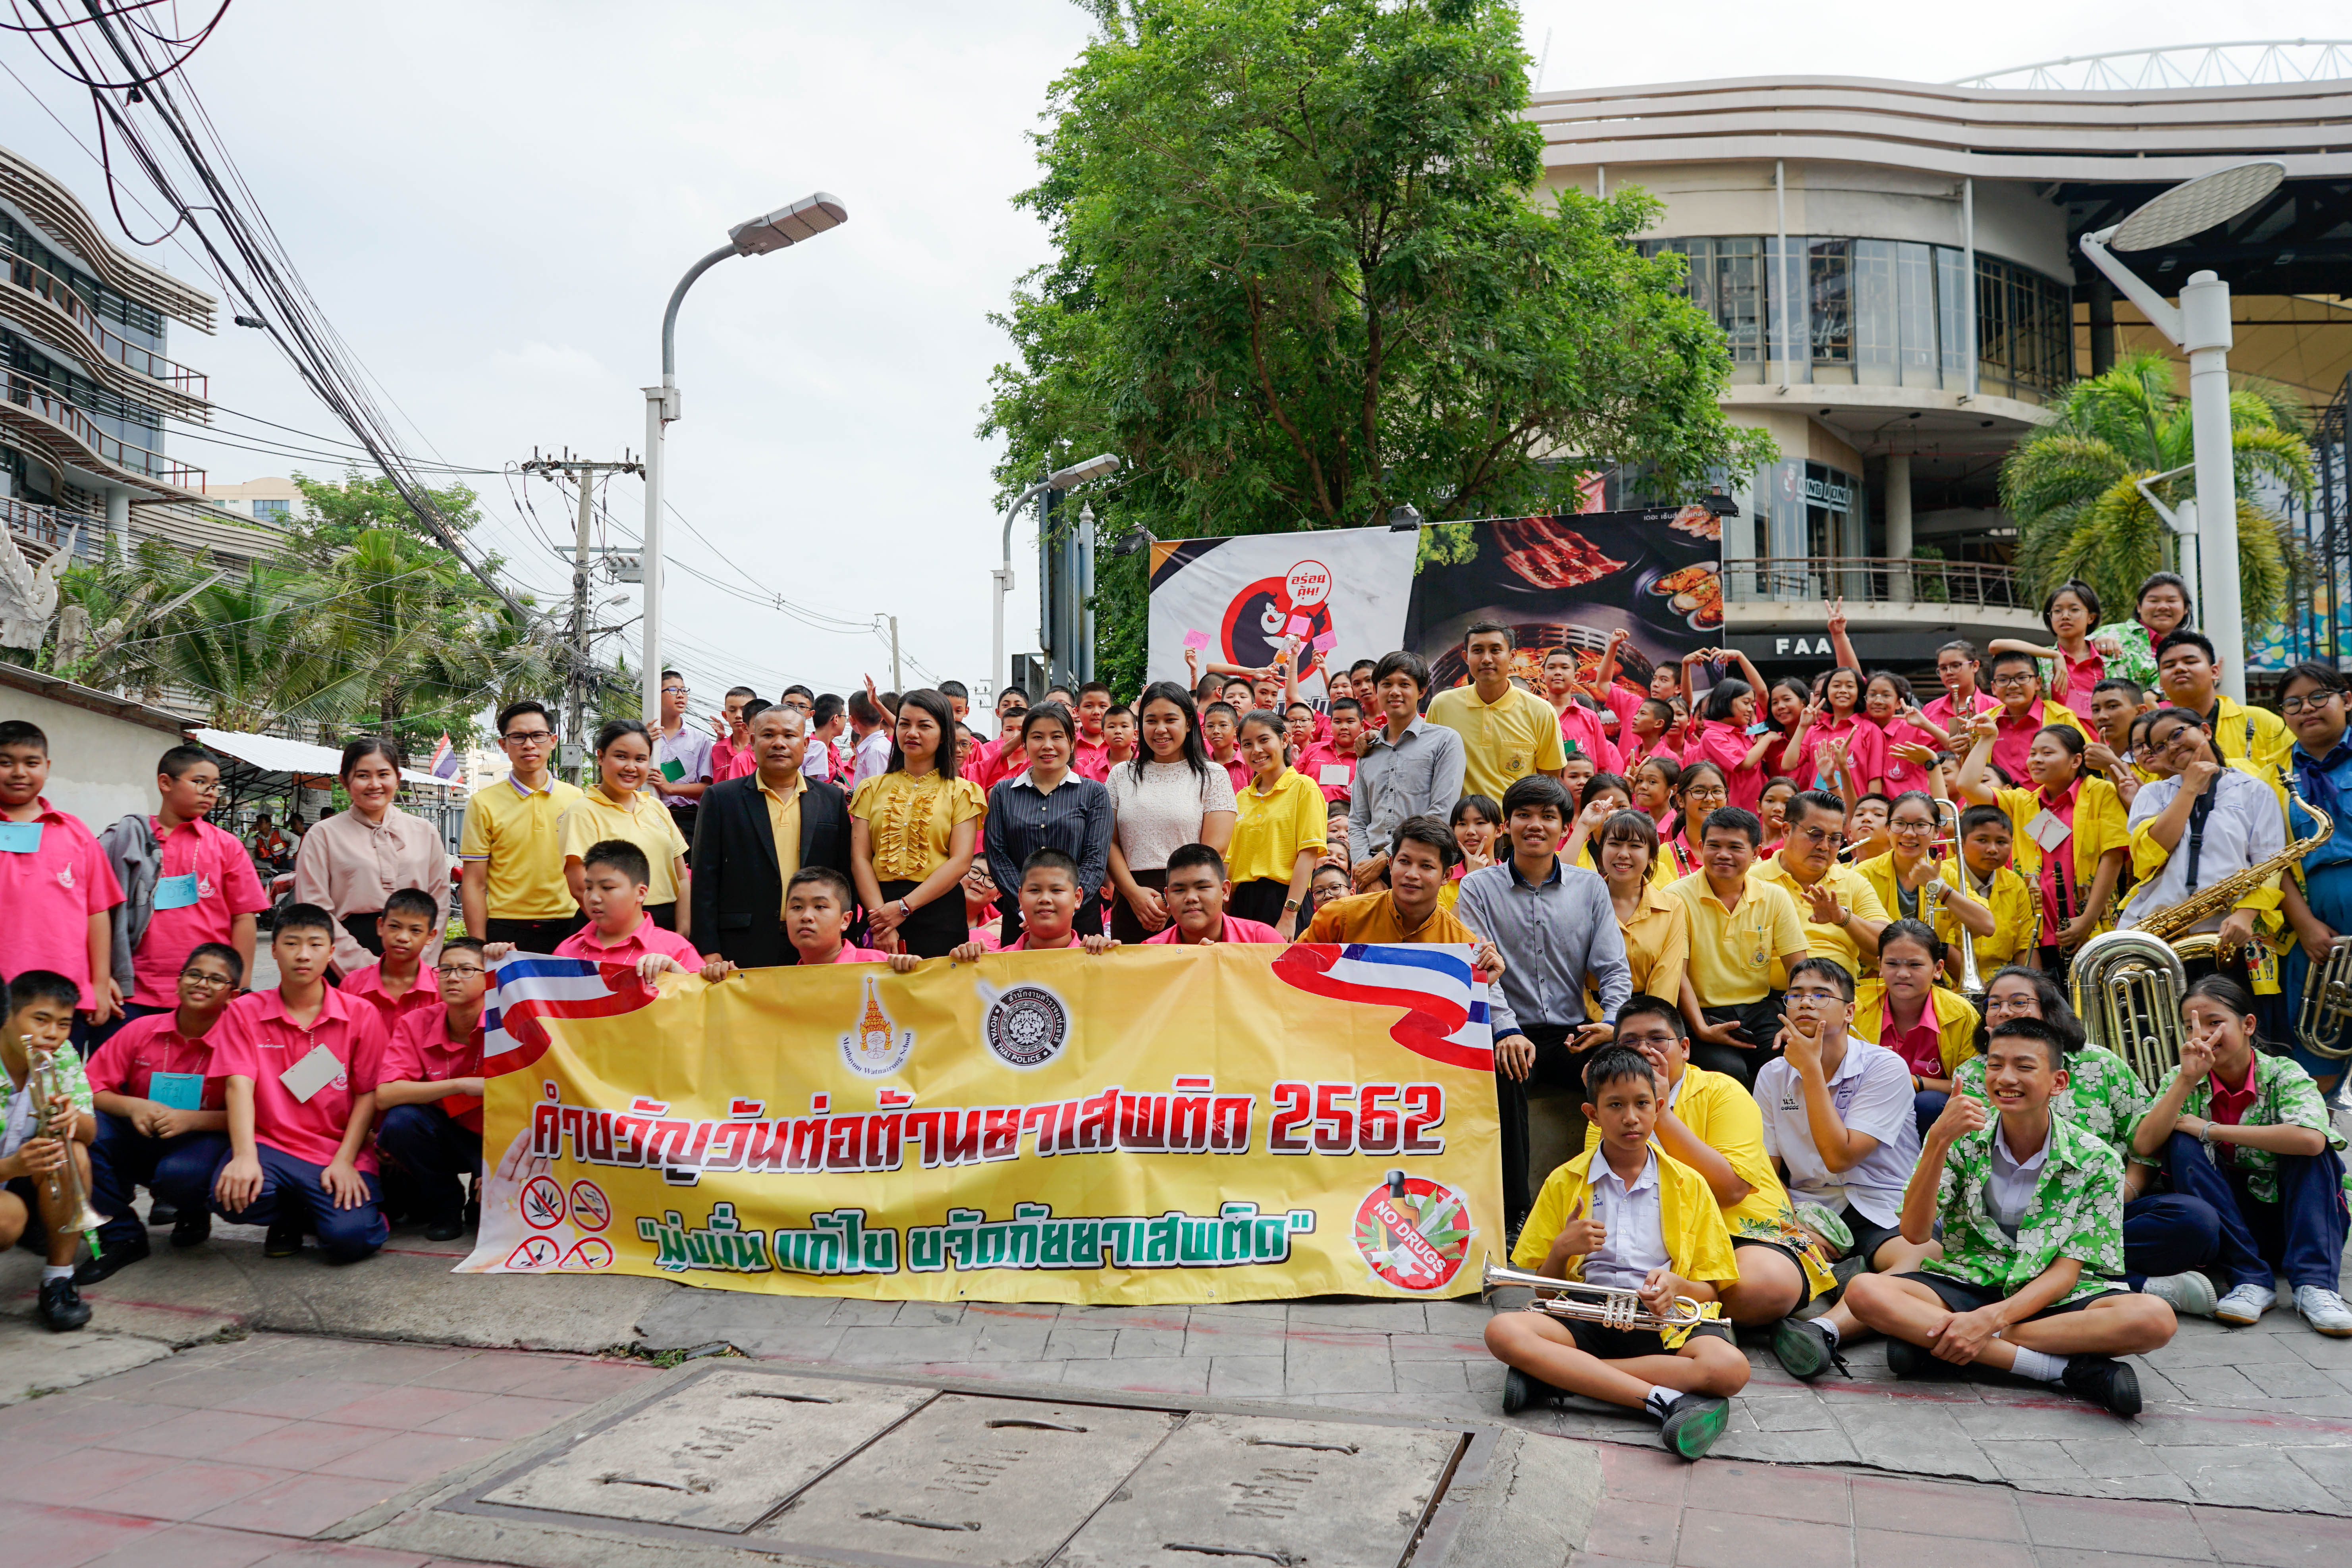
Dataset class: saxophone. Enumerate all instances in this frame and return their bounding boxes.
[2136,793,2333,960]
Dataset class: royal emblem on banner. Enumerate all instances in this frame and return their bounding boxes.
[840,974,915,1078]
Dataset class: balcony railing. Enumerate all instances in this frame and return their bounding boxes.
[3,253,208,403]
[1723,556,2026,611]
[1,492,98,554]
[3,368,204,490]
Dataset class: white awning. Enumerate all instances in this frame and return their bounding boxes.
[192,728,459,792]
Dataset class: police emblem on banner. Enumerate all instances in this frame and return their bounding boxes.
[982,981,1069,1069]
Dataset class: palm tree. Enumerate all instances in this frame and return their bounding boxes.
[2001,351,2311,629]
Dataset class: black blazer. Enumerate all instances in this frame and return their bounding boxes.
[691,772,854,969]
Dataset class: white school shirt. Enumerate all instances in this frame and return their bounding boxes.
[1582,1149,1671,1292]
[1756,1038,1922,1228]
[2117,767,2284,933]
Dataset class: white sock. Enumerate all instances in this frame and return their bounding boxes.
[1642,1385,1679,1418]
[2007,1347,2066,1382]
[41,1265,72,1284]
[1817,1319,1841,1346]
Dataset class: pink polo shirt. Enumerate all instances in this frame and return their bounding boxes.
[1555,701,1621,775]
[0,798,123,1009]
[1293,741,1356,804]
[808,943,891,964]
[1601,683,1644,735]
[554,914,704,970]
[131,816,269,1009]
[1991,701,2072,784]
[83,1011,226,1110]
[1882,1006,1947,1078]
[211,986,389,1172]
[2046,647,2106,722]
[1144,915,1285,945]
[1793,714,1887,795]
[1071,738,1111,782]
[1689,721,1765,813]
[1921,689,1998,736]
[1216,754,1251,795]
[383,1002,484,1133]
[709,738,759,781]
[1870,717,1940,798]
[339,962,442,1032]
[963,735,1027,794]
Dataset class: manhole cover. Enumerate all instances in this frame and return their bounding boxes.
[441,1366,1476,1568]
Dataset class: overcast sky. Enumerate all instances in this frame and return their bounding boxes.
[0,0,2322,714]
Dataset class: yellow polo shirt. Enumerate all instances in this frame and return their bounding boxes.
[2207,694,2294,780]
[1749,853,1888,989]
[459,773,584,920]
[761,774,807,915]
[1667,870,1808,1007]
[1987,775,2129,934]
[1427,683,1567,801]
[1617,882,1691,1007]
[1227,770,1329,886]
[1851,851,2031,980]
[558,786,690,906]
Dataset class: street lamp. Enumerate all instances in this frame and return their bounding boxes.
[2078,161,2283,703]
[641,192,848,721]
[991,452,1120,707]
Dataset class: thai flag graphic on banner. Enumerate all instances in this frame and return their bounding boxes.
[483,956,658,1078]
[1273,943,1493,1072]
[430,733,459,780]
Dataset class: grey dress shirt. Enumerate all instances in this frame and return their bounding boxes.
[1349,717,1467,855]
[1451,855,1632,1040]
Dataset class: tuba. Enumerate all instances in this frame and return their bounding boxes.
[1481,1260,1705,1331]
[29,1046,106,1242]
[2071,930,2188,1090]
[2296,936,2352,1061]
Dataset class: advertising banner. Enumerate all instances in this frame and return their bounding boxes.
[1407,507,1724,702]
[1145,525,1418,700]
[458,945,1502,1304]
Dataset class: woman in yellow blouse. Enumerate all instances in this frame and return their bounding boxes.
[1228,709,1327,940]
[1851,789,1995,987]
[558,719,691,933]
[1955,712,2130,974]
[850,689,986,958]
[1596,808,1690,1003]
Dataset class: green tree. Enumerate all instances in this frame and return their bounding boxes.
[2002,351,2311,630]
[288,469,484,552]
[987,0,1773,689]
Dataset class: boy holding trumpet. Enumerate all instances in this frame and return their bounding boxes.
[1483,1044,1749,1460]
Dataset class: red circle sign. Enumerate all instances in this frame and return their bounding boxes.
[567,1180,612,1232]
[1353,1176,1475,1293]
[562,1238,615,1270]
[506,1235,561,1270]
[520,1175,567,1230]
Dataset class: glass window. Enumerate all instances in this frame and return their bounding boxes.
[1852,240,1899,386]
[1714,238,1764,363]
[1896,242,1938,389]
[1808,239,1851,366]
[252,498,290,522]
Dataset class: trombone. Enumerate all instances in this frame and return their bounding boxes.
[1481,1260,1705,1331]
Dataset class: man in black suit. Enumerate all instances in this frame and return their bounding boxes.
[691,704,855,968]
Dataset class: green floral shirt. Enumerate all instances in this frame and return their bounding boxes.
[1955,1045,2151,1163]
[2176,1051,2346,1205]
[2090,619,2157,690]
[1923,1114,2125,1306]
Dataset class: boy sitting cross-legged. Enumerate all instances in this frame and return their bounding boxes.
[1842,1016,2178,1414]
[1484,1044,1750,1461]
[950,849,1120,962]
[374,936,491,1242]
[787,866,918,970]
[210,904,391,1262]
[76,941,242,1282]
[1,970,100,1329]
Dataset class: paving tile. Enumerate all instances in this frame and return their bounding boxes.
[1740,1394,1838,1433]
[401,1352,565,1395]
[83,1458,301,1522]
[2153,1445,2339,1512]
[1672,1506,1854,1568]
[1113,1326,1189,1358]
[493,1359,656,1403]
[962,1316,1055,1362]
[1387,1331,1487,1362]
[2235,1361,2346,1400]
[1567,1555,1670,1568]
[1187,1301,1288,1322]
[1282,1330,1394,1396]
[195,1472,405,1538]
[0,1444,179,1505]
[1684,1461,1850,1524]
[1829,1402,2001,1481]
[313,1430,507,1485]
[1179,1319,1291,1358]
[1848,1475,2024,1540]
[0,1397,184,1445]
[311,1386,491,1432]
[1056,1356,1208,1396]
[413,1395,586,1441]
[822,1300,903,1326]
[1597,1444,1690,1506]
[1580,1497,1679,1562]
[1394,1360,1470,1392]
[245,1544,434,1568]
[213,1377,406,1421]
[891,1302,966,1328]
[1286,1301,1405,1330]
[287,1344,475,1386]
[2163,1365,2268,1404]
[831,1325,983,1365]
[1707,1425,1863,1466]
[1422,1298,1494,1334]
[1042,1327,1116,1359]
[1853,1527,2031,1568]
[79,1521,285,1568]
[1205,1356,1284,1399]
[98,1408,293,1459]
[2031,1551,2216,1568]
[1981,1438,2092,1485]
[1057,1305,1190,1330]
[104,1367,285,1409]
[2016,1495,2212,1557]
[0,1497,164,1563]
[2190,1502,2352,1566]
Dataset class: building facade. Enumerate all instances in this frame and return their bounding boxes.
[1531,54,2352,675]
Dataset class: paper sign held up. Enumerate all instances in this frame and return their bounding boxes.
[1183,629,1211,650]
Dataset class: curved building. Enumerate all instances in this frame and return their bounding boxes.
[1529,54,2352,671]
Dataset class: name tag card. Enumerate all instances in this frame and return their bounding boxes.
[0,822,42,854]
[152,872,202,911]
[2024,810,2072,853]
[279,1045,343,1104]
[1319,764,1351,786]
[147,1071,203,1111]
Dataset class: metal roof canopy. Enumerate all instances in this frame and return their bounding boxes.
[192,727,460,793]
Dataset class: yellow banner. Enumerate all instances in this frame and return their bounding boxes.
[457,943,1503,1304]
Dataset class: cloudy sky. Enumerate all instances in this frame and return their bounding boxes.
[0,0,2321,715]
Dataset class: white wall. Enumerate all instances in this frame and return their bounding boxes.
[1,687,181,831]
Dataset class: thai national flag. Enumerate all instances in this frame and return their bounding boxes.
[430,732,459,780]
[483,955,658,1078]
[1273,943,1493,1072]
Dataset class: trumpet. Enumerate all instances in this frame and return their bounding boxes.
[2072,929,2188,1090]
[28,1046,106,1241]
[2296,936,2352,1061]
[1480,1260,1705,1331]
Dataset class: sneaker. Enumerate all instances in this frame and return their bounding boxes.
[2060,1355,2142,1417]
[1501,1367,1559,1416]
[2294,1286,2352,1338]
[264,1220,304,1259]
[2213,1283,2277,1327]
[423,1214,465,1243]
[170,1211,211,1249]
[146,1200,179,1227]
[37,1277,91,1331]
[1655,1392,1730,1460]
[1771,1316,1849,1381]
[1884,1337,1931,1379]
[73,1230,148,1286]
[2141,1272,2218,1319]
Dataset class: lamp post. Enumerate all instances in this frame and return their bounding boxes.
[641,192,847,721]
[2078,160,2283,703]
[991,453,1120,706]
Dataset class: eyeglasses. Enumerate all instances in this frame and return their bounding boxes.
[1991,672,2036,688]
[1794,824,1843,844]
[662,685,690,696]
[1786,987,1845,1005]
[502,730,555,745]
[438,964,487,980]
[179,969,235,988]
[2282,692,2342,714]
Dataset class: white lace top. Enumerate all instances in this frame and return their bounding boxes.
[1108,759,1238,872]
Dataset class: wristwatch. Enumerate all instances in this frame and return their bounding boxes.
[1282,898,1301,912]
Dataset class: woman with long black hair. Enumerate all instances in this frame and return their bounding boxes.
[1106,681,1237,943]
[295,737,455,977]
[850,689,985,958]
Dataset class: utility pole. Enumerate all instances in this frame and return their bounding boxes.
[520,449,643,778]
[889,615,902,692]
